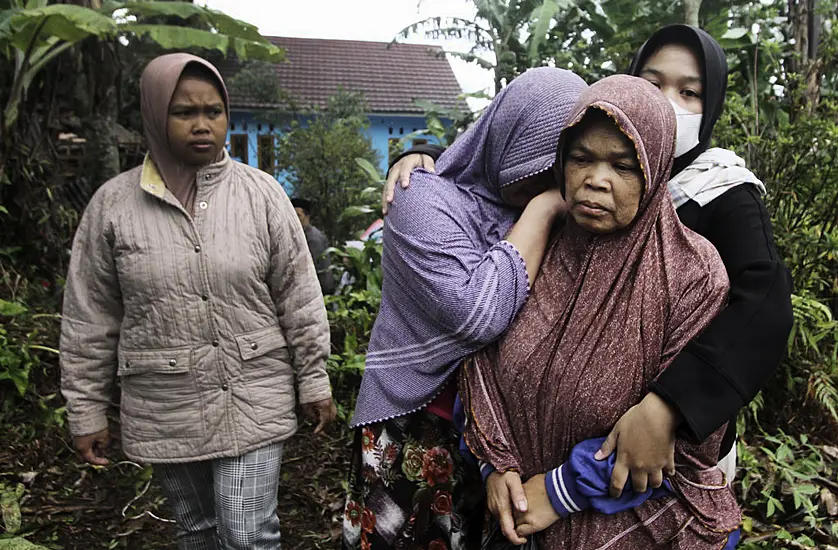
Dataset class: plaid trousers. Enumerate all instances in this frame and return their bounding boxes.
[154,442,284,550]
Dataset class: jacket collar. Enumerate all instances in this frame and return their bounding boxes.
[139,150,233,200]
[140,154,167,198]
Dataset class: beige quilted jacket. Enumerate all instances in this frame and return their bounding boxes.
[59,152,332,463]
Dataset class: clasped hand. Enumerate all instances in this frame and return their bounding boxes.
[485,393,679,544]
[487,471,560,544]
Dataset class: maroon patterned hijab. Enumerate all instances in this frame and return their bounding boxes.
[460,75,739,548]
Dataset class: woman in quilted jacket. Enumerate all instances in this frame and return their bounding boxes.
[59,53,336,550]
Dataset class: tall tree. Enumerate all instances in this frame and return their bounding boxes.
[684,0,702,26]
[274,90,381,244]
[396,0,574,93]
[787,0,828,114]
[396,0,716,96]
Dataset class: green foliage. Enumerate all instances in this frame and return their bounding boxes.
[0,257,62,419]
[546,0,691,79]
[337,158,384,223]
[735,432,837,548]
[0,299,25,317]
[0,323,33,398]
[0,482,48,548]
[0,481,25,535]
[0,538,49,550]
[397,0,579,92]
[325,240,383,420]
[228,60,285,106]
[321,161,385,419]
[716,95,838,300]
[0,297,59,403]
[410,97,477,146]
[0,1,282,133]
[274,89,381,243]
[527,0,570,59]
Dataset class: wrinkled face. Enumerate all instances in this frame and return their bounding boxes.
[638,43,704,114]
[167,75,227,167]
[500,170,555,208]
[563,111,644,234]
[294,207,310,227]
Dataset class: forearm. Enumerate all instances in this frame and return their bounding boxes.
[267,202,333,403]
[504,197,563,285]
[274,274,332,403]
[659,187,793,441]
[653,262,792,441]
[60,320,118,436]
[545,437,672,517]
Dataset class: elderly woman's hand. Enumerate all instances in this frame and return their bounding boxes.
[595,392,680,496]
[382,154,436,214]
[486,470,529,545]
[515,473,560,538]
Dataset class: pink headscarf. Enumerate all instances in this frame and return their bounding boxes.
[140,53,229,213]
[460,76,739,548]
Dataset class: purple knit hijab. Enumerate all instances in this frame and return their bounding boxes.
[351,67,588,427]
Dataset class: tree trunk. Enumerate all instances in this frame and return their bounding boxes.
[84,101,121,186]
[803,1,822,110]
[81,38,122,188]
[787,0,823,117]
[683,0,702,27]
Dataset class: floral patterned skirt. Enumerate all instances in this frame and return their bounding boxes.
[341,409,484,550]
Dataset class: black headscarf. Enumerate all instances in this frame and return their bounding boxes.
[628,24,728,177]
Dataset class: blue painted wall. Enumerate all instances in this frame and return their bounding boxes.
[225,110,290,192]
[366,114,445,174]
[226,110,447,195]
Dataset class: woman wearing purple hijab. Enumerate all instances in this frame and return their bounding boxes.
[342,67,587,549]
[60,53,336,549]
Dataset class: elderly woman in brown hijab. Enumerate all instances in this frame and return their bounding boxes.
[60,53,336,549]
[460,75,741,549]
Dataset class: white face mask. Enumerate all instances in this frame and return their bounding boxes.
[668,99,702,158]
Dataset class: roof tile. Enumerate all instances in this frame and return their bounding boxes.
[218,36,468,114]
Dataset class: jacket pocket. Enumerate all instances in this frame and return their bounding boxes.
[235,325,288,361]
[117,348,204,441]
[234,326,294,426]
[117,349,192,376]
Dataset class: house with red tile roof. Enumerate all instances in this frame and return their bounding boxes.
[216,36,467,189]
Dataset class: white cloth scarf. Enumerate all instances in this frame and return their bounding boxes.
[668,147,767,209]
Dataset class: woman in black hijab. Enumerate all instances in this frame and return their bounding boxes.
[384,23,793,521]
[629,24,728,175]
[590,22,793,500]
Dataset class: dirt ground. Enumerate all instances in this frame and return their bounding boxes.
[0,408,352,550]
